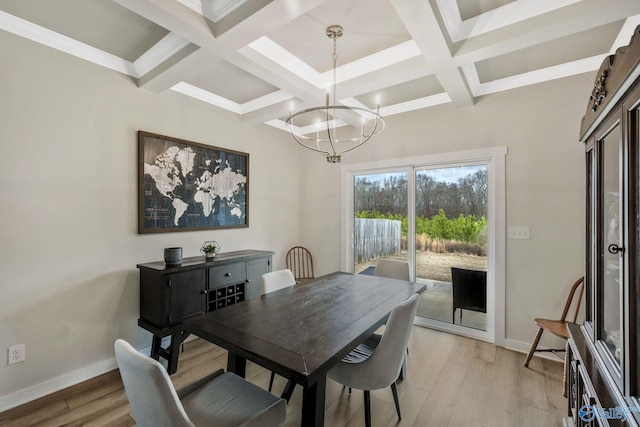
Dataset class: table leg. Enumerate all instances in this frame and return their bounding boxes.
[227,352,247,377]
[301,375,326,427]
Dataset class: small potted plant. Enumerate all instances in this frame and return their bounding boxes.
[200,241,221,259]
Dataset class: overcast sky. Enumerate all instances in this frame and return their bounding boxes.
[356,164,486,185]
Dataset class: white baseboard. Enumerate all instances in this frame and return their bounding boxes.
[0,357,118,412]
[0,339,168,412]
[504,338,565,363]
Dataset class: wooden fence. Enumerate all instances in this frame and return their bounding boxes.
[354,218,402,262]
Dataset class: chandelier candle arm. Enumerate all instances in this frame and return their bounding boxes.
[285,25,385,163]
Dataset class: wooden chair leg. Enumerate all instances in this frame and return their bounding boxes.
[524,327,544,367]
[391,382,401,420]
[364,390,371,427]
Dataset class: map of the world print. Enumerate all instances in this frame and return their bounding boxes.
[138,131,248,233]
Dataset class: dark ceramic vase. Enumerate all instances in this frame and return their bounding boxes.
[164,247,183,266]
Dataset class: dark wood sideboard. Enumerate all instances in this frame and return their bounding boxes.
[137,249,273,373]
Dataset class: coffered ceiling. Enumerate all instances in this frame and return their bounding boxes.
[2,0,640,136]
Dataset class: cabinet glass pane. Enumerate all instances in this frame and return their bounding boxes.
[635,106,640,397]
[586,147,594,328]
[600,123,623,366]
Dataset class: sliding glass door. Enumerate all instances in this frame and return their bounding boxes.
[344,148,505,342]
[414,165,488,331]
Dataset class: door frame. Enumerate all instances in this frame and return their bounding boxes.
[341,146,507,345]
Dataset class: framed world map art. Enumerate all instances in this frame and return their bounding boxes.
[138,131,249,234]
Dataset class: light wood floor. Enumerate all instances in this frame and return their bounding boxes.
[0,327,566,426]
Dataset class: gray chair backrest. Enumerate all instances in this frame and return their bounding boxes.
[114,339,193,427]
[261,269,296,295]
[374,259,410,281]
[332,294,419,392]
[369,293,419,386]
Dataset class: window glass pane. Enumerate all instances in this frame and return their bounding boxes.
[353,171,408,273]
[415,165,488,331]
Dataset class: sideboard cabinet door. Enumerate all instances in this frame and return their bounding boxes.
[167,269,206,325]
[246,256,272,299]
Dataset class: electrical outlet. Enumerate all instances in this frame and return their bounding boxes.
[8,344,25,365]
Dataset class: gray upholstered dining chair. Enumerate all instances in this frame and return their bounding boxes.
[260,269,296,394]
[260,269,296,295]
[374,258,412,361]
[327,293,419,427]
[374,259,410,281]
[114,339,286,427]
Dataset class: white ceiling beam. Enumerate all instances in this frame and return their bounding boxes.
[133,32,194,76]
[241,99,292,125]
[454,0,640,65]
[113,0,218,48]
[228,49,325,124]
[113,0,328,93]
[0,9,136,76]
[437,0,583,43]
[239,37,430,123]
[236,51,434,124]
[171,82,242,113]
[230,48,318,98]
[331,57,435,100]
[178,0,249,25]
[238,40,370,128]
[391,0,474,108]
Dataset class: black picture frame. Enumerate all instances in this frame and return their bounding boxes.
[138,131,249,234]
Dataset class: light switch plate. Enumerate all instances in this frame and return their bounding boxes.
[508,226,530,240]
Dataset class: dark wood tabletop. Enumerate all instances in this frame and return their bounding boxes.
[182,271,425,427]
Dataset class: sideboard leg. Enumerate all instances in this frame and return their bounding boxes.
[166,332,182,374]
[150,335,162,361]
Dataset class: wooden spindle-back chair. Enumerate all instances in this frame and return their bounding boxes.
[285,246,314,284]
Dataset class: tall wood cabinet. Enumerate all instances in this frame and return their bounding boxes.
[566,26,640,426]
[137,249,273,373]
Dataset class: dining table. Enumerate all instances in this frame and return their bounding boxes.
[181,271,425,427]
